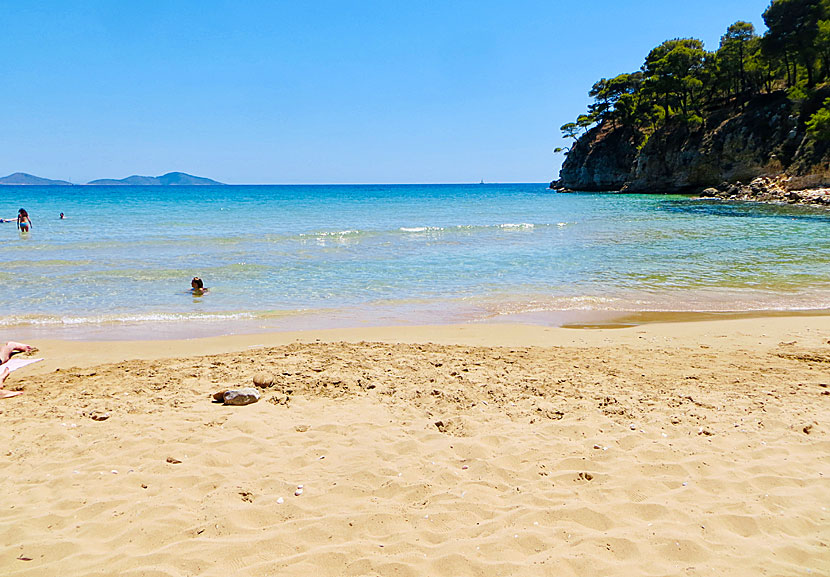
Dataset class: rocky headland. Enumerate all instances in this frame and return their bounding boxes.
[552,89,830,207]
[550,0,830,209]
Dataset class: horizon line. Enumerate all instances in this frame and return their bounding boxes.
[1,180,549,186]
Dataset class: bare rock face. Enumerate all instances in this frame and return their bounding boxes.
[222,388,261,406]
[623,94,797,193]
[556,124,638,191]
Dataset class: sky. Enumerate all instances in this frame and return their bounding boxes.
[0,0,770,184]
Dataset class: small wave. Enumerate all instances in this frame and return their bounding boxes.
[499,223,535,229]
[301,229,362,238]
[399,226,445,233]
[0,311,260,327]
[492,296,623,314]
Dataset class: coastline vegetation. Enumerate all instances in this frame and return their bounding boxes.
[558,0,830,151]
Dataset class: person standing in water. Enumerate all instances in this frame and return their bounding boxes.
[17,209,32,232]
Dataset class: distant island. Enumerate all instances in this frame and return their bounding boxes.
[551,0,830,206]
[0,172,73,186]
[87,172,223,186]
[0,171,223,186]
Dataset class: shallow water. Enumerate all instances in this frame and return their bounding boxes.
[1,184,828,339]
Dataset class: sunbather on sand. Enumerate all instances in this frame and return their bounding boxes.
[0,341,34,399]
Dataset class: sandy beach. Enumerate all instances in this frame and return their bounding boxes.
[1,316,828,576]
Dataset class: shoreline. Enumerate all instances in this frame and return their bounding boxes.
[551,174,830,208]
[13,312,830,376]
[6,306,830,344]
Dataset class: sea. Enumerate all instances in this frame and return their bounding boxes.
[1,183,829,340]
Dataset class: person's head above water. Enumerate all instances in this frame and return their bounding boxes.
[191,277,204,290]
[18,209,28,218]
[59,213,64,219]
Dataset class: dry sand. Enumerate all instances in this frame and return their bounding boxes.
[1,317,828,576]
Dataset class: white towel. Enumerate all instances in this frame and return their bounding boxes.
[2,357,42,372]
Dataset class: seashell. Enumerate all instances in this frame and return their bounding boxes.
[294,488,303,496]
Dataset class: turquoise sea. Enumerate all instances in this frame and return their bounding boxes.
[1,183,829,339]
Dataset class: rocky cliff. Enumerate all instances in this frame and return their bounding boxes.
[554,89,830,195]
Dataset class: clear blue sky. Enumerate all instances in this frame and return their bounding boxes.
[1,0,769,184]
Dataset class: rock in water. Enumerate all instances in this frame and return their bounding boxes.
[223,388,261,406]
[253,372,275,388]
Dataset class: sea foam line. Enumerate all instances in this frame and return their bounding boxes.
[0,311,261,327]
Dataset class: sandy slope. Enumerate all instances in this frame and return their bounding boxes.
[1,318,828,576]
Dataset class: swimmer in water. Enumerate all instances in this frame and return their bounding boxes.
[17,209,32,232]
[191,277,208,295]
[60,212,65,219]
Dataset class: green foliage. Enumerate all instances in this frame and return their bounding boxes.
[686,114,705,129]
[641,38,708,118]
[558,0,830,151]
[587,72,644,125]
[762,0,830,87]
[787,84,809,100]
[806,97,830,139]
[560,122,580,140]
[717,21,759,98]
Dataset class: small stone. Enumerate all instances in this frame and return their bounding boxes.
[166,457,182,464]
[277,497,284,504]
[223,388,261,406]
[630,424,636,430]
[295,488,303,496]
[88,411,110,421]
[294,424,310,432]
[253,372,275,388]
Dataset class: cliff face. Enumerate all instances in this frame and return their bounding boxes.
[555,90,830,193]
[557,124,639,191]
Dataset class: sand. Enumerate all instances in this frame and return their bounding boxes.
[1,316,828,576]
